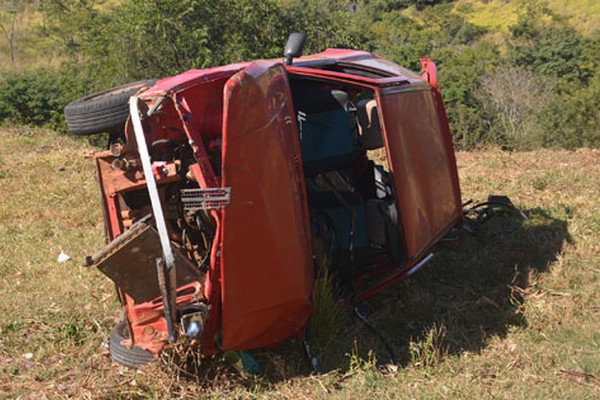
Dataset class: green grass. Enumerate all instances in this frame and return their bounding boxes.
[0,128,599,398]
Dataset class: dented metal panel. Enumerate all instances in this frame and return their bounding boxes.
[220,61,313,350]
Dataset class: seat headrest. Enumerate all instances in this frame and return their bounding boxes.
[357,99,384,150]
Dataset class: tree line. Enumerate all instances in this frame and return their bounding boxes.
[0,0,598,150]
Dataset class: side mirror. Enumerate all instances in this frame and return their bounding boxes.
[284,32,307,66]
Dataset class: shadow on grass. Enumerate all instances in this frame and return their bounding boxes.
[165,207,571,386]
[344,207,572,367]
[276,207,568,378]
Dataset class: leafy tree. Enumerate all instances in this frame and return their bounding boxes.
[36,0,97,60]
[370,10,433,70]
[280,0,366,52]
[368,3,485,70]
[67,0,362,87]
[432,41,502,149]
[538,61,600,149]
[507,1,592,85]
[420,3,485,47]
[502,1,600,148]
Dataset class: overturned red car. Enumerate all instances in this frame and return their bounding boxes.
[66,33,462,367]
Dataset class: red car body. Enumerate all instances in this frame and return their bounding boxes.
[89,49,462,360]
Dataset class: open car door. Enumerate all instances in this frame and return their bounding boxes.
[378,83,462,263]
[220,61,313,350]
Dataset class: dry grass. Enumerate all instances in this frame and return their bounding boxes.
[1,128,599,399]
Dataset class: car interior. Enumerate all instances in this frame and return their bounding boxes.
[289,76,406,293]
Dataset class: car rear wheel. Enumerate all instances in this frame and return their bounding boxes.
[64,80,156,135]
[109,321,156,368]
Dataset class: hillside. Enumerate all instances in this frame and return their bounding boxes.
[453,0,599,35]
[1,0,598,72]
[1,127,598,398]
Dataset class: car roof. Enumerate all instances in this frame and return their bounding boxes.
[141,49,421,97]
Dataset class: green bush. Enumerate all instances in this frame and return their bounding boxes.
[508,22,592,86]
[432,42,502,149]
[539,75,600,149]
[74,0,364,88]
[0,65,89,131]
[370,11,434,71]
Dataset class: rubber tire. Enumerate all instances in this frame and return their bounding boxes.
[64,79,156,135]
[109,321,156,368]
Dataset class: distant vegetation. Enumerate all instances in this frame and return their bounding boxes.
[0,0,598,150]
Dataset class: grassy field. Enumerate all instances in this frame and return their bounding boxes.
[0,127,599,399]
